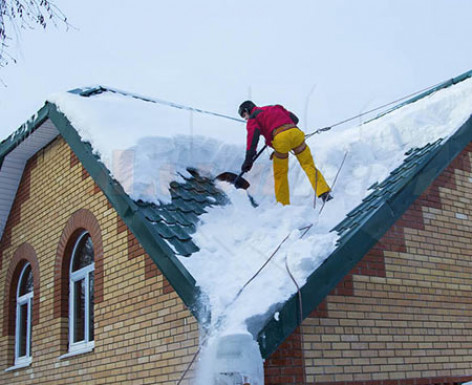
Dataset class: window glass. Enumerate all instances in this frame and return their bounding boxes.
[73,279,86,343]
[16,263,33,363]
[89,272,95,341]
[19,265,33,296]
[69,231,95,350]
[18,303,28,357]
[72,234,94,272]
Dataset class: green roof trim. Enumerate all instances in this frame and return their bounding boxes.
[257,114,472,358]
[0,104,49,168]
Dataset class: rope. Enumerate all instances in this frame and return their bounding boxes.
[284,256,307,385]
[318,150,348,215]
[230,233,292,307]
[103,86,245,123]
[283,214,333,385]
[300,149,348,239]
[284,176,351,385]
[176,232,293,385]
[305,78,448,138]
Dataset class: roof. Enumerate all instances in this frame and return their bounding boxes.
[1,69,472,359]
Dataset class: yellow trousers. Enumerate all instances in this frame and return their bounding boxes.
[272,128,330,205]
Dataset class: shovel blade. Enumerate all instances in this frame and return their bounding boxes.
[215,172,250,190]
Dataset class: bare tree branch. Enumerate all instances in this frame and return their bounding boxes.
[0,0,69,68]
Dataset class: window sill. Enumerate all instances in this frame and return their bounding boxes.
[59,342,95,360]
[5,358,32,372]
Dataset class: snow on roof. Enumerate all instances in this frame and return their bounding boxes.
[47,77,472,338]
[48,87,246,204]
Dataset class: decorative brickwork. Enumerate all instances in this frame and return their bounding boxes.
[70,149,79,169]
[162,276,174,294]
[71,147,101,196]
[0,135,198,384]
[127,228,172,289]
[81,165,90,180]
[310,247,384,319]
[117,216,127,235]
[145,254,161,280]
[127,228,146,260]
[53,208,105,319]
[310,298,329,319]
[264,327,304,385]
[2,243,40,335]
[119,209,167,282]
[269,145,472,384]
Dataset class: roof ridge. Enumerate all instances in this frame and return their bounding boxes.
[364,68,472,125]
[67,85,245,123]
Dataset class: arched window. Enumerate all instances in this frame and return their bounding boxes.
[15,263,33,365]
[69,231,94,352]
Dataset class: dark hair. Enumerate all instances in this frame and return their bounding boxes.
[238,100,257,118]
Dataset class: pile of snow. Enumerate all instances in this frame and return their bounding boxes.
[49,78,472,348]
[196,332,264,385]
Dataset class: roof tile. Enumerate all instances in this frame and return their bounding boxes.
[333,139,443,244]
[137,168,228,257]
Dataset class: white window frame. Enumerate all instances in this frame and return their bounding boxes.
[15,263,33,367]
[68,231,95,354]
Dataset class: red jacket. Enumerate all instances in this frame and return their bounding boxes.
[245,105,299,152]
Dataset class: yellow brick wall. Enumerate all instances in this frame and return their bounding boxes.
[300,147,472,384]
[0,136,199,384]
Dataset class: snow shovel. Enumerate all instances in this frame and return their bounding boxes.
[216,145,267,190]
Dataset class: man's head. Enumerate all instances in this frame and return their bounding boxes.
[238,100,256,120]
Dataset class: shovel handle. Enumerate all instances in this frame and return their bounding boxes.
[234,145,268,184]
[254,145,268,161]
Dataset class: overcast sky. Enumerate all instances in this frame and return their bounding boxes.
[1,0,472,139]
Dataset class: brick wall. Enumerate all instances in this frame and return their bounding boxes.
[264,327,305,384]
[0,136,199,384]
[266,145,472,385]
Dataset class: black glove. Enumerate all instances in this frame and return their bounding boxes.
[234,177,246,189]
[241,158,253,173]
[241,149,256,173]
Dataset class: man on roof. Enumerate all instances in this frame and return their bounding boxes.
[238,100,333,206]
